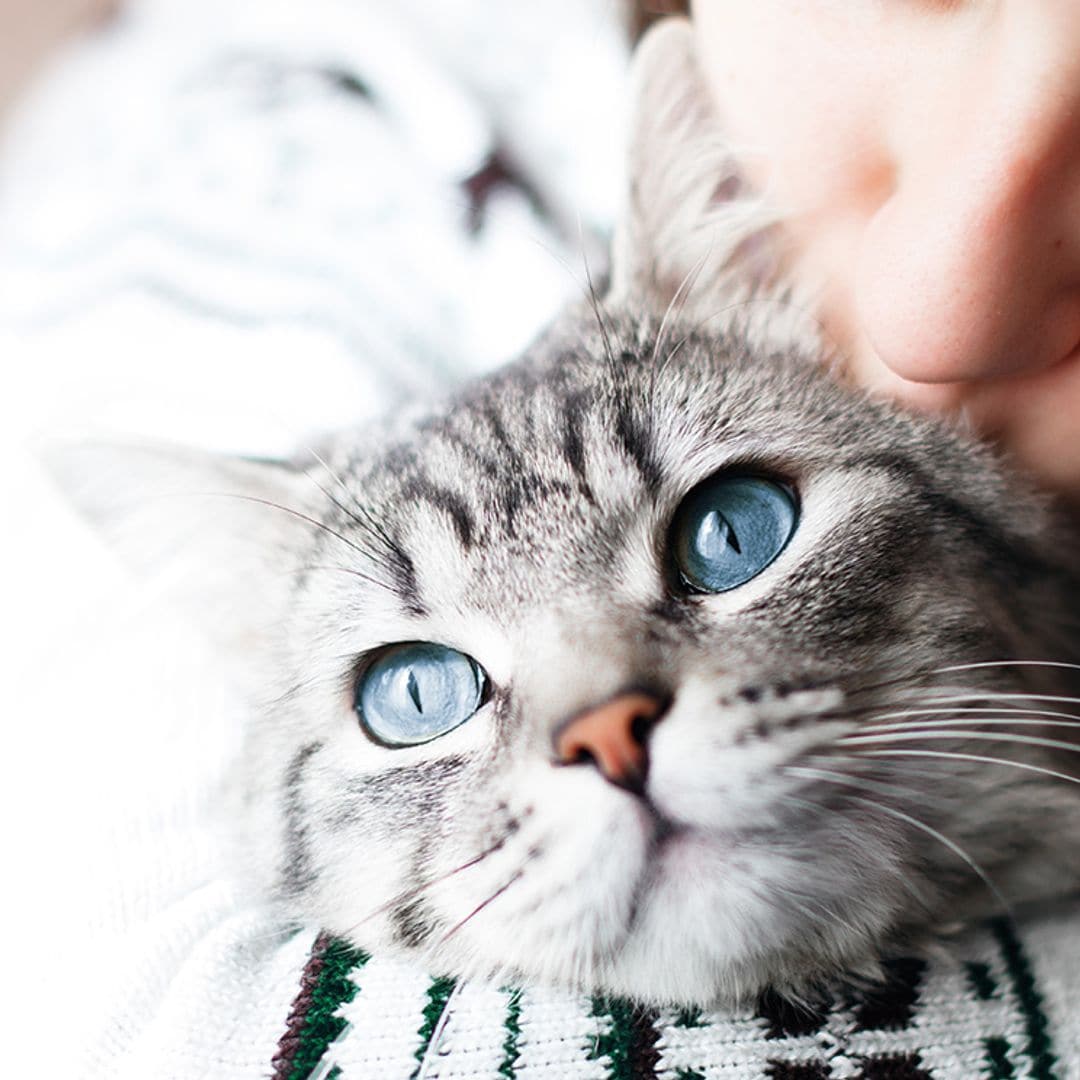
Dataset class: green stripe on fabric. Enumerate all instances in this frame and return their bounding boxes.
[984,1036,1015,1079]
[991,919,1058,1080]
[675,1070,706,1080]
[287,938,369,1080]
[966,961,998,1001]
[674,1005,705,1028]
[588,996,660,1080]
[499,988,523,1078]
[413,975,457,1074]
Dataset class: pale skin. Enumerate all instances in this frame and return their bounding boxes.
[691,1,1080,504]
[0,0,117,117]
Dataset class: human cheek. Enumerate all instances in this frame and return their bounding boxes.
[691,2,899,362]
[693,3,892,208]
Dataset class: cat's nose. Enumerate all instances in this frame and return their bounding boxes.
[553,691,668,795]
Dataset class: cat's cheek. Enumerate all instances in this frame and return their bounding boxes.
[447,766,655,968]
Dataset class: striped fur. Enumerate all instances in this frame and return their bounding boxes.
[209,305,1079,1006]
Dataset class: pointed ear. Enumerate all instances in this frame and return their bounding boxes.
[608,17,782,321]
[43,441,324,663]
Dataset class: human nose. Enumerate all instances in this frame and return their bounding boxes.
[854,3,1080,385]
[553,690,668,795]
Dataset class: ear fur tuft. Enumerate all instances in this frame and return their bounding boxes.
[608,18,789,328]
[43,440,322,665]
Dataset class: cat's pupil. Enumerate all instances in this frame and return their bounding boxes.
[700,511,742,556]
[407,671,423,714]
[672,474,797,594]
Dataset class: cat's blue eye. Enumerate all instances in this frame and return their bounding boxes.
[672,475,797,593]
[356,642,487,747]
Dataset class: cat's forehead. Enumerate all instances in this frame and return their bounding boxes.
[313,316,1021,627]
[349,320,937,526]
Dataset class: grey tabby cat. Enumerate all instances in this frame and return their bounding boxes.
[58,21,1080,1004]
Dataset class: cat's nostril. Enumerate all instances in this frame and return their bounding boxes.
[553,690,667,796]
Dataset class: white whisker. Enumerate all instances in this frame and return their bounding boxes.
[854,706,1080,733]
[785,763,926,801]
[857,749,1080,786]
[415,980,467,1080]
[786,768,1009,914]
[927,660,1080,676]
[841,730,1080,753]
[902,691,1080,710]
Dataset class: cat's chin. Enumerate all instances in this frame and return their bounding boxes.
[409,824,893,1007]
[577,830,883,1005]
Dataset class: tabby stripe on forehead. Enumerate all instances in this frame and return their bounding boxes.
[387,536,427,617]
[991,919,1059,1080]
[588,996,661,1080]
[402,477,476,549]
[270,933,369,1080]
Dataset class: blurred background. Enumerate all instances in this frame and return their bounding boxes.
[0,1,629,1069]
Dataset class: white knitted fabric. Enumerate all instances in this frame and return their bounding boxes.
[2,3,1078,1078]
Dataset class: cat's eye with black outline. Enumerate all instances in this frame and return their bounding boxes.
[670,473,799,594]
[354,642,488,747]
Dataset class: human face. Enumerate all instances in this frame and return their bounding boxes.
[691,1,1080,499]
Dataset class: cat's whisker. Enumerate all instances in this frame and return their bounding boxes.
[296,563,393,592]
[853,704,1080,728]
[293,440,354,504]
[926,689,1080,704]
[854,714,1080,736]
[840,729,1080,754]
[832,655,1080,705]
[785,763,926,802]
[211,492,370,558]
[414,979,468,1080]
[651,248,712,374]
[854,748,1080,786]
[785,765,1010,916]
[579,240,617,376]
[342,833,513,938]
[926,659,1080,677]
[438,870,525,946]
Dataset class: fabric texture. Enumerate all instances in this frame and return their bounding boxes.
[2,2,1078,1077]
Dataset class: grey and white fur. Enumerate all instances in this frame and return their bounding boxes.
[55,20,1080,1004]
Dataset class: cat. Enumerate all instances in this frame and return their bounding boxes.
[53,20,1080,1005]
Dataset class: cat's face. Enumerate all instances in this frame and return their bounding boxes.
[198,313,1075,1004]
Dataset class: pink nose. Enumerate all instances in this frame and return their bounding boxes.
[553,691,667,793]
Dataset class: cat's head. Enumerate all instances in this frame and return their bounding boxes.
[54,20,1080,1003]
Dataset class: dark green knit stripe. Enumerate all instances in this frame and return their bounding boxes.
[966,961,998,1001]
[498,988,523,1078]
[287,938,369,1080]
[991,919,1058,1080]
[412,975,457,1075]
[674,1004,705,1028]
[675,1070,706,1080]
[984,1036,1015,1079]
[588,996,660,1080]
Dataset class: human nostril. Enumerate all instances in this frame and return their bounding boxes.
[553,690,668,795]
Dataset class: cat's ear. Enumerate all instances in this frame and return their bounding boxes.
[608,17,782,321]
[44,441,322,665]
